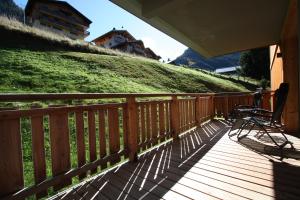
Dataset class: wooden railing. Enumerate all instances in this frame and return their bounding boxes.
[0,92,273,199]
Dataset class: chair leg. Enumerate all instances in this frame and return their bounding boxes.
[239,123,255,140]
[237,120,250,140]
[278,129,295,149]
[259,125,281,147]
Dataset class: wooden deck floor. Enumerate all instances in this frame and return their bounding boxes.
[51,120,300,200]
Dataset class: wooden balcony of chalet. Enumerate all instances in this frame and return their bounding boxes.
[0,92,300,200]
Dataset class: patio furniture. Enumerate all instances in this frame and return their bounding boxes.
[228,89,262,121]
[236,83,294,149]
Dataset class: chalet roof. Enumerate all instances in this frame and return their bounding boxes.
[145,48,161,59]
[91,29,136,42]
[25,0,92,24]
[110,0,290,57]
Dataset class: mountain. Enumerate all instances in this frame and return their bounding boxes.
[173,48,240,71]
[0,0,24,22]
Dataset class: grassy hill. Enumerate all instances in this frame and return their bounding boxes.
[0,17,259,94]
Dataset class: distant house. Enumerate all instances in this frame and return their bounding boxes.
[92,29,161,60]
[25,0,92,40]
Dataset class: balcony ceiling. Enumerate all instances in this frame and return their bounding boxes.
[110,0,290,57]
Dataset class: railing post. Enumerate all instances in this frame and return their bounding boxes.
[126,97,138,162]
[195,96,201,126]
[171,96,180,140]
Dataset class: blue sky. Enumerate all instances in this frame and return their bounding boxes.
[14,0,187,61]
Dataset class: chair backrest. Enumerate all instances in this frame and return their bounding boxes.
[253,91,262,107]
[271,83,289,123]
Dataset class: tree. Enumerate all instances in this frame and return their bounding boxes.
[239,47,270,80]
[0,0,24,22]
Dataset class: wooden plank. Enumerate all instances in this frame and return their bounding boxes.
[159,102,165,141]
[126,97,138,162]
[140,104,146,149]
[108,108,121,165]
[88,110,97,174]
[0,117,23,197]
[31,114,47,198]
[146,103,151,148]
[171,96,180,139]
[75,110,86,179]
[183,100,189,131]
[180,101,184,131]
[151,102,158,145]
[49,110,71,191]
[224,96,229,119]
[166,102,170,135]
[185,100,188,130]
[98,109,107,169]
[122,107,129,158]
[189,100,194,126]
[186,100,190,128]
[137,106,141,146]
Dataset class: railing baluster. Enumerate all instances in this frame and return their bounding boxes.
[159,102,165,141]
[140,104,146,149]
[195,96,201,125]
[122,107,129,158]
[151,102,158,145]
[146,103,151,148]
[166,102,171,136]
[171,96,180,140]
[98,109,107,169]
[0,113,23,197]
[88,109,97,174]
[49,107,71,191]
[127,97,138,162]
[75,110,86,179]
[108,108,121,165]
[31,108,47,198]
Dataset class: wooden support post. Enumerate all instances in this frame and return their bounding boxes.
[195,96,201,126]
[126,97,138,162]
[170,96,180,140]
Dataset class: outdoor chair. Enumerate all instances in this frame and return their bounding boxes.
[236,83,294,149]
[228,90,262,121]
[228,90,262,135]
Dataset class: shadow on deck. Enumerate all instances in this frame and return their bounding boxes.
[52,120,300,200]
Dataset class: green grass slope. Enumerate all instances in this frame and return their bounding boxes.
[0,16,258,94]
[0,49,258,93]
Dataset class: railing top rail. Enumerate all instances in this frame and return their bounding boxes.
[0,91,269,102]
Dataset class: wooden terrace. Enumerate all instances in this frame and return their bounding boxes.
[51,120,300,200]
[0,92,300,200]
